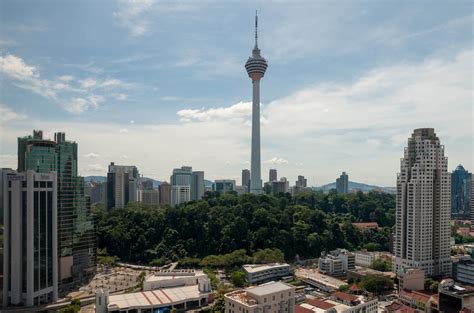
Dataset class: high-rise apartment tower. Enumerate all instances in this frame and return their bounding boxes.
[393,128,451,277]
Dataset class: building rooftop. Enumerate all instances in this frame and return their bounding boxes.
[145,270,205,282]
[439,281,474,296]
[385,301,418,313]
[243,263,289,273]
[296,305,316,313]
[352,222,379,229]
[331,291,359,303]
[400,289,432,303]
[247,281,294,297]
[107,284,209,310]
[349,267,396,278]
[307,298,336,309]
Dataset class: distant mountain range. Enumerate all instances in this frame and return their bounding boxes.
[84,176,213,188]
[315,181,396,194]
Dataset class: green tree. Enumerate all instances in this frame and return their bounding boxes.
[94,192,395,264]
[231,270,246,287]
[370,258,391,271]
[359,275,394,294]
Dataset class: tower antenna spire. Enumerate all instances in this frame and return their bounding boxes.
[254,10,258,49]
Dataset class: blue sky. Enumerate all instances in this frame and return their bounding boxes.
[1,0,472,186]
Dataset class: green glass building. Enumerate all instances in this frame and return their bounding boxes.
[17,130,96,293]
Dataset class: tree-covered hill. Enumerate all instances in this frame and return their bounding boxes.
[93,190,395,264]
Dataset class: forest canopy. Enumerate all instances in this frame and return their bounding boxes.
[93,190,395,265]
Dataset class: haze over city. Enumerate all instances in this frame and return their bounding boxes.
[1,1,472,186]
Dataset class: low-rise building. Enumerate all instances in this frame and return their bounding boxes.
[143,269,208,290]
[453,255,474,286]
[398,268,425,291]
[347,267,395,281]
[318,249,355,277]
[354,250,380,267]
[399,289,435,312]
[438,279,474,313]
[296,293,377,313]
[95,277,213,313]
[243,263,291,285]
[225,281,296,313]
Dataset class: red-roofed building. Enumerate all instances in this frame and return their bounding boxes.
[349,284,362,294]
[399,289,435,312]
[307,298,336,310]
[330,291,361,306]
[385,301,420,313]
[296,305,315,313]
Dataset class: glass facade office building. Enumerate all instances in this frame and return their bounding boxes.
[16,131,96,293]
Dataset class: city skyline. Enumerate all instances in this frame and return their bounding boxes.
[1,1,473,186]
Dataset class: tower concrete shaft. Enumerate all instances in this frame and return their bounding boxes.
[245,12,267,194]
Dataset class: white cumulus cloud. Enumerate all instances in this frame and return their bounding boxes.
[177,101,252,122]
[264,157,289,165]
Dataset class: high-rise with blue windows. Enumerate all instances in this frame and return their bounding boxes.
[16,130,96,294]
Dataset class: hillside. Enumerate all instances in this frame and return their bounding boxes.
[315,181,396,194]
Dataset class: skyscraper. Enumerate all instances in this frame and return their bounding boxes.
[241,169,250,191]
[3,171,58,306]
[336,172,349,194]
[159,182,171,206]
[272,177,289,195]
[192,171,205,201]
[269,168,277,182]
[170,166,204,205]
[393,128,451,277]
[213,180,236,193]
[17,131,96,292]
[245,13,268,194]
[451,165,472,219]
[296,175,307,188]
[106,162,139,210]
[471,180,474,232]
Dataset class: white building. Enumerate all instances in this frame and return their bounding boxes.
[170,166,204,203]
[393,128,452,277]
[95,278,212,313]
[225,281,295,313]
[143,269,208,290]
[243,263,291,285]
[354,251,380,267]
[171,185,191,206]
[319,249,355,277]
[2,171,58,306]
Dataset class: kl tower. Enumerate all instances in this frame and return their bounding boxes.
[245,12,268,194]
